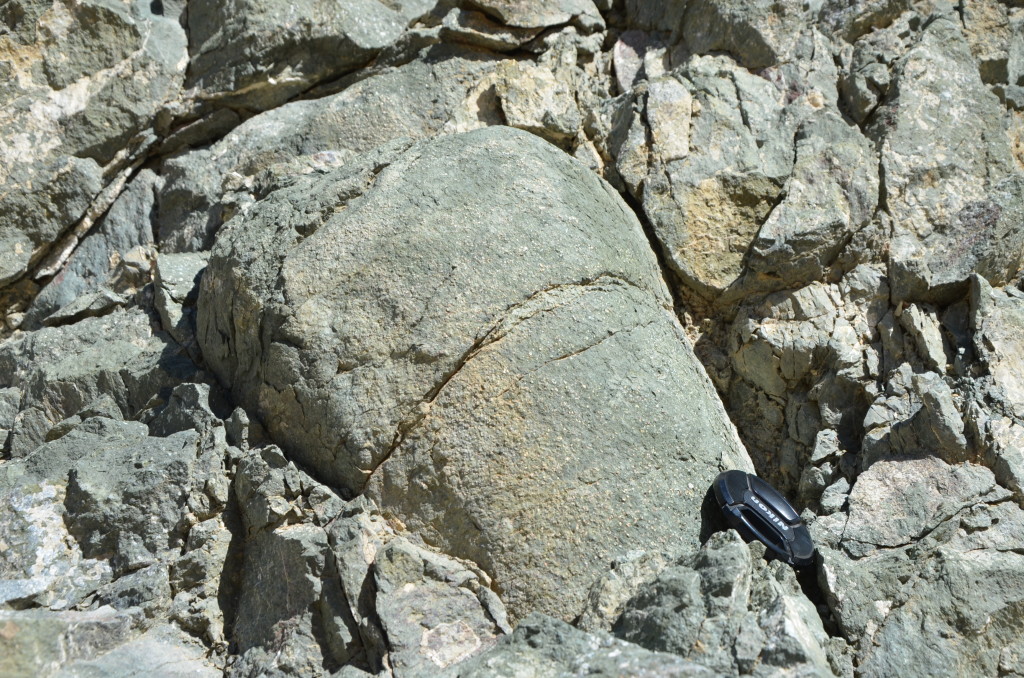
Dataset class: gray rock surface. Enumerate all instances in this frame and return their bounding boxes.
[873,14,1024,302]
[230,446,507,677]
[154,252,208,358]
[612,532,834,677]
[443,612,717,677]
[0,416,224,603]
[0,307,204,457]
[0,0,184,292]
[184,0,429,111]
[815,472,1024,677]
[157,52,504,252]
[6,0,1024,675]
[199,126,753,624]
[23,169,160,329]
[468,0,603,29]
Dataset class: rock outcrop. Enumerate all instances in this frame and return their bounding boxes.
[197,126,752,623]
[4,0,1024,676]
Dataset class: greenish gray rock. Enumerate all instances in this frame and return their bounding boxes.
[158,53,503,252]
[442,612,717,677]
[0,473,112,610]
[231,447,508,677]
[842,456,1003,554]
[817,0,914,43]
[0,156,104,289]
[0,308,204,457]
[837,15,913,125]
[960,0,1011,85]
[873,14,1024,302]
[199,126,753,624]
[467,0,603,29]
[0,386,20,455]
[40,288,128,328]
[970,276,1024,424]
[817,494,1024,677]
[185,0,432,111]
[0,407,232,645]
[154,252,208,357]
[24,169,159,330]
[9,418,222,576]
[681,0,812,71]
[970,277,1024,501]
[724,265,888,491]
[746,111,879,287]
[1,609,219,678]
[612,531,834,677]
[439,8,543,51]
[0,606,137,678]
[371,538,508,676]
[52,624,222,678]
[0,0,184,290]
[492,59,583,146]
[7,1,1024,675]
[576,550,672,633]
[606,20,851,302]
[608,57,794,299]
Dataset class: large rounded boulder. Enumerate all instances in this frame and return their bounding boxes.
[197,126,752,621]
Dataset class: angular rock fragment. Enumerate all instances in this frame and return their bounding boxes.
[843,456,1001,553]
[612,532,833,677]
[747,111,879,287]
[818,489,1024,677]
[494,60,583,145]
[611,56,793,298]
[51,624,223,678]
[0,608,220,678]
[199,126,753,623]
[467,0,603,30]
[154,252,209,358]
[681,0,812,71]
[0,308,205,457]
[0,607,136,678]
[231,448,507,677]
[23,169,160,329]
[725,266,888,490]
[970,277,1024,423]
[817,0,914,43]
[577,550,672,633]
[439,9,544,50]
[960,0,1011,85]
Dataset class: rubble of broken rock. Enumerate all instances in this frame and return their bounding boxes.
[3,0,1024,676]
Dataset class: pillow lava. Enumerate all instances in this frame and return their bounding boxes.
[197,126,753,622]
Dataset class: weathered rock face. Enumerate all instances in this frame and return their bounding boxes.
[0,307,204,457]
[611,532,834,677]
[444,612,718,678]
[0,398,235,676]
[7,0,1024,675]
[158,52,505,253]
[198,126,752,623]
[873,14,1024,303]
[186,0,414,109]
[0,0,185,290]
[813,455,1024,677]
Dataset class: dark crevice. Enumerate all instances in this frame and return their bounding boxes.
[618,189,691,323]
[0,140,155,338]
